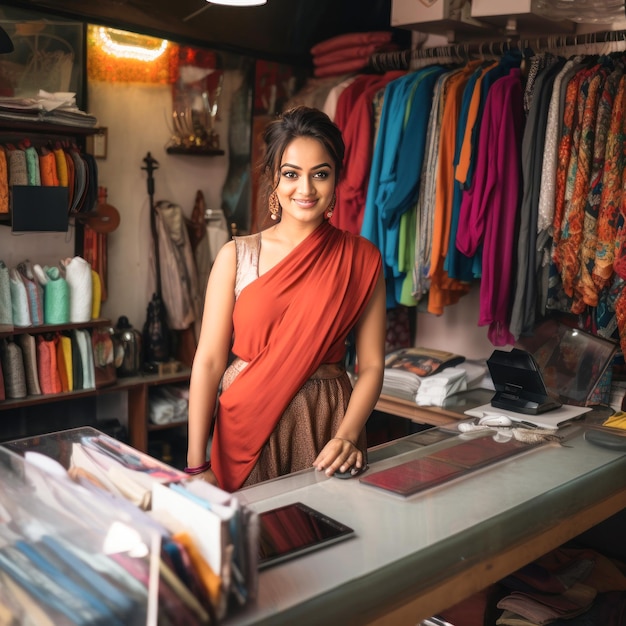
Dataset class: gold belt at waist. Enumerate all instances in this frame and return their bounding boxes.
[310,362,346,380]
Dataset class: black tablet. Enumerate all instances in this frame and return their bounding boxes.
[487,348,562,415]
[257,502,355,570]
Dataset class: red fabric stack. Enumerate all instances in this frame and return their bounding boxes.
[36,335,62,395]
[311,31,394,78]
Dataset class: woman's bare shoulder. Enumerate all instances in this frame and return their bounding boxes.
[211,239,236,277]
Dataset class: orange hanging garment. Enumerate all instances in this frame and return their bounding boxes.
[428,64,480,315]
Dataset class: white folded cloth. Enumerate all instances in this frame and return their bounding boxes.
[149,386,189,424]
[416,367,467,406]
[63,256,93,323]
[149,395,176,425]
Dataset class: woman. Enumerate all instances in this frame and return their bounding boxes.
[186,106,386,492]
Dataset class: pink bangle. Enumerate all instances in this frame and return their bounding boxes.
[184,460,212,475]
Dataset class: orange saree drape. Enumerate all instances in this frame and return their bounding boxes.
[211,220,382,491]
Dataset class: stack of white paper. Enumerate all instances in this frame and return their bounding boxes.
[415,367,467,406]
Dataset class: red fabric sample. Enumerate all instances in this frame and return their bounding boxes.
[311,31,392,57]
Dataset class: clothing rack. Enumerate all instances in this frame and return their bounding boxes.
[368,27,626,71]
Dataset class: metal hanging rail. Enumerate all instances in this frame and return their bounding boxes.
[368,27,626,71]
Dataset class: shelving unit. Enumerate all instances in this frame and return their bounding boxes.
[0,120,99,136]
[0,118,191,455]
[115,368,191,452]
[0,120,101,228]
[0,325,191,453]
[0,318,113,376]
[0,318,110,339]
[0,318,110,442]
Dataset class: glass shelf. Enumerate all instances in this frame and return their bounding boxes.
[165,145,225,156]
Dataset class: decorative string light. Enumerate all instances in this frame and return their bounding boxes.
[96,26,169,61]
[88,25,177,84]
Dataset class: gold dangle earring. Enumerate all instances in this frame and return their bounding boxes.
[269,192,281,221]
[326,193,336,219]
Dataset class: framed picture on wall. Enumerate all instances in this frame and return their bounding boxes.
[0,6,85,110]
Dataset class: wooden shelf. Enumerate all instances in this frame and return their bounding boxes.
[375,388,495,426]
[0,120,101,137]
[0,318,111,339]
[0,367,191,452]
[0,303,189,451]
[114,369,191,390]
[148,419,188,432]
[0,122,101,230]
[0,367,190,411]
[0,387,101,410]
[166,145,225,156]
[376,394,463,426]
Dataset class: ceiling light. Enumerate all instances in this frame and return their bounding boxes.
[208,0,267,5]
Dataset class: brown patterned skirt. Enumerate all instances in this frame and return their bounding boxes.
[220,357,367,488]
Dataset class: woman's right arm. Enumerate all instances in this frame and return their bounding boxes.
[186,240,237,482]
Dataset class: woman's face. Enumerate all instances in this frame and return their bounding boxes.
[274,136,335,226]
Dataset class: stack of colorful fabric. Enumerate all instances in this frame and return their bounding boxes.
[0,327,97,399]
[1,139,99,216]
[310,31,394,78]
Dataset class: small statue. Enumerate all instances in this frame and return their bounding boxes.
[143,292,170,364]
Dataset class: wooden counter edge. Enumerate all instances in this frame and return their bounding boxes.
[362,487,626,626]
[375,393,463,426]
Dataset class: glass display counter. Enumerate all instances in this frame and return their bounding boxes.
[226,416,626,625]
[0,437,161,625]
[2,426,258,626]
[2,414,625,625]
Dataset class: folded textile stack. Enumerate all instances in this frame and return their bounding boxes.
[1,137,99,216]
[1,256,100,329]
[149,384,189,425]
[495,546,626,625]
[0,91,98,127]
[415,367,467,407]
[497,585,596,625]
[382,346,466,403]
[0,327,97,399]
[310,31,394,78]
[381,367,422,402]
[382,356,490,406]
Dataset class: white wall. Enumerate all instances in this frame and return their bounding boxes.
[0,230,75,269]
[414,283,499,360]
[87,77,240,331]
